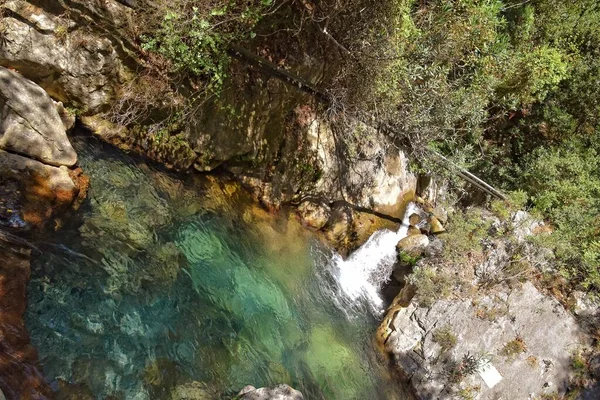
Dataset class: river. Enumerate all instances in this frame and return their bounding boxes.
[24,131,412,399]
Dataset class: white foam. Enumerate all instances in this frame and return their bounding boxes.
[329,203,419,315]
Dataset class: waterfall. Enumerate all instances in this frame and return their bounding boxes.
[327,203,420,316]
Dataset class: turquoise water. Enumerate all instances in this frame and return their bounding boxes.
[25,133,410,399]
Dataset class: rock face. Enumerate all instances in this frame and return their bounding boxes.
[0,67,77,166]
[236,385,304,400]
[0,0,124,113]
[0,0,419,221]
[384,282,582,399]
[0,239,51,398]
[0,67,85,229]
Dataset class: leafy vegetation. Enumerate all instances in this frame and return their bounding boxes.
[133,0,599,295]
[314,0,600,296]
[433,325,458,352]
[139,0,276,92]
[500,335,527,359]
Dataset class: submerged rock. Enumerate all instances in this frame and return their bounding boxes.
[171,381,218,400]
[0,240,51,398]
[236,384,304,400]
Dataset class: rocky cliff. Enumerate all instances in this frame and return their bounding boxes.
[0,0,417,237]
[378,208,600,399]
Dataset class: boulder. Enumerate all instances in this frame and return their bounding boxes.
[0,1,123,113]
[384,282,583,399]
[0,150,84,228]
[297,201,331,230]
[429,215,446,234]
[236,384,304,400]
[397,234,429,258]
[0,67,77,166]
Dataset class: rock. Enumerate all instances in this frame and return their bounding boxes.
[0,1,123,113]
[0,240,52,398]
[397,234,429,258]
[384,303,424,354]
[409,213,421,226]
[429,215,446,234]
[54,101,76,132]
[171,381,217,400]
[568,291,600,319]
[323,208,352,252]
[432,205,448,224]
[0,67,77,166]
[384,282,583,399]
[407,226,421,236]
[297,201,330,230]
[236,384,304,400]
[0,150,81,228]
[512,210,544,242]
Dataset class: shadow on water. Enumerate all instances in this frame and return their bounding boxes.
[24,131,412,399]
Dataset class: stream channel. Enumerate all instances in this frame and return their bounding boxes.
[24,131,413,399]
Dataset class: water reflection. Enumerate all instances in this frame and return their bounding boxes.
[25,133,410,399]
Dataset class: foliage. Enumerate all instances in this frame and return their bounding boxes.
[317,0,600,296]
[408,265,455,307]
[432,325,458,352]
[446,352,488,384]
[140,0,275,92]
[524,137,600,292]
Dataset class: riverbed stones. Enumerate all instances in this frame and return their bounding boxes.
[171,381,218,399]
[384,282,583,399]
[0,240,51,398]
[397,234,429,258]
[237,384,304,400]
[0,67,77,167]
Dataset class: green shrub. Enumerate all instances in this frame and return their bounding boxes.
[433,325,458,352]
[140,1,274,91]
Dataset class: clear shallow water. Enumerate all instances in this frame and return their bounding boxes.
[25,133,410,399]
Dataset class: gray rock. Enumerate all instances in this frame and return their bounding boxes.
[568,290,600,318]
[512,210,544,242]
[236,384,304,400]
[0,1,122,114]
[0,67,77,166]
[386,282,583,399]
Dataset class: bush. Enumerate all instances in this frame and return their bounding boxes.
[433,325,458,352]
[140,0,275,91]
